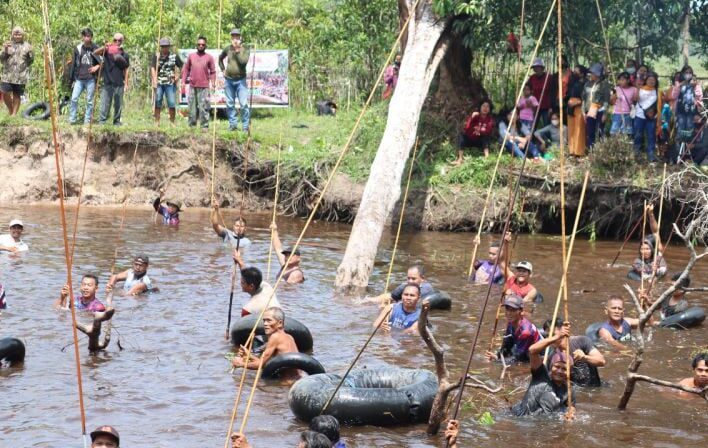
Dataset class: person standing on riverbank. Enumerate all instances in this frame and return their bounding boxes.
[95,33,130,126]
[182,36,215,129]
[69,28,101,125]
[219,28,251,132]
[270,222,304,284]
[528,58,553,127]
[151,38,182,126]
[0,26,34,116]
[0,219,29,252]
[55,274,106,311]
[107,255,154,296]
[211,203,251,248]
[233,249,280,316]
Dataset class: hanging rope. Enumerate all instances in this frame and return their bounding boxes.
[646,163,667,297]
[266,141,283,280]
[224,1,424,442]
[239,43,258,218]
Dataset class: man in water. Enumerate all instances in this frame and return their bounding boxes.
[679,353,708,391]
[544,317,606,387]
[374,283,421,334]
[390,264,434,302]
[504,260,538,304]
[655,273,690,320]
[231,430,331,448]
[211,203,251,248]
[485,294,541,363]
[310,415,346,448]
[511,322,575,417]
[470,232,511,285]
[55,274,106,311]
[270,222,304,284]
[0,219,29,252]
[231,307,300,378]
[153,188,180,225]
[90,425,120,448]
[597,296,638,350]
[107,255,155,296]
[232,249,281,316]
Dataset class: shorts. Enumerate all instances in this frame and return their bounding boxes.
[0,82,25,95]
[155,84,176,109]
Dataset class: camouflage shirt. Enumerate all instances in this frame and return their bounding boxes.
[0,41,34,85]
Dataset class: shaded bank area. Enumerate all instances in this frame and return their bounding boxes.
[0,124,689,239]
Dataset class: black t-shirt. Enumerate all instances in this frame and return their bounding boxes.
[76,44,99,81]
[511,364,572,416]
[103,49,130,86]
[545,336,602,387]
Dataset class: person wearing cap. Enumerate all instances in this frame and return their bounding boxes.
[232,249,281,317]
[55,274,107,312]
[582,62,612,151]
[504,260,538,304]
[543,317,605,387]
[69,28,101,125]
[151,37,183,125]
[0,26,34,116]
[211,202,251,248]
[270,222,304,284]
[389,264,434,302]
[470,232,511,285]
[219,28,251,132]
[511,322,575,417]
[528,58,553,127]
[0,219,29,252]
[597,296,639,350]
[107,255,155,296]
[153,188,181,225]
[485,294,541,363]
[90,425,120,447]
[94,33,130,126]
[182,36,216,129]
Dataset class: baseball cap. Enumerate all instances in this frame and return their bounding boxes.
[531,57,545,68]
[282,247,301,256]
[230,28,241,36]
[503,294,524,309]
[90,425,120,445]
[159,37,172,47]
[134,255,150,264]
[515,260,533,273]
[9,219,23,228]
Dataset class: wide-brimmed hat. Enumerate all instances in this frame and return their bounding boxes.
[165,200,182,211]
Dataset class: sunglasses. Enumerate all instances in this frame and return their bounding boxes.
[114,38,123,42]
[197,43,206,47]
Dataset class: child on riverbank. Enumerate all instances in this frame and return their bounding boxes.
[610,72,637,136]
[517,84,539,136]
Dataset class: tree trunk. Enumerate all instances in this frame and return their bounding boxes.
[680,6,691,67]
[335,0,450,290]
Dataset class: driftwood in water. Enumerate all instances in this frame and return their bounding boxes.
[617,221,708,409]
[75,291,115,353]
[418,300,501,435]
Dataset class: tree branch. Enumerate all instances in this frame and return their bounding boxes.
[629,373,708,400]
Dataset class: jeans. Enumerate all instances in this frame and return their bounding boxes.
[633,116,657,161]
[69,78,96,124]
[585,111,604,150]
[224,77,250,130]
[188,87,210,128]
[520,119,534,136]
[98,84,124,124]
[610,113,633,135]
[504,140,540,158]
[155,84,177,109]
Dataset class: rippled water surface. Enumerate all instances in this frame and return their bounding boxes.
[1,205,706,447]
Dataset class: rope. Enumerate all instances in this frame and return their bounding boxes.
[646,163,667,297]
[239,43,258,218]
[266,141,283,280]
[224,0,423,441]
[40,4,88,442]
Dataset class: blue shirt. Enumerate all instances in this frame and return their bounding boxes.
[389,303,420,330]
[600,320,632,342]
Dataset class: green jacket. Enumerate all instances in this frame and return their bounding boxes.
[219,45,249,80]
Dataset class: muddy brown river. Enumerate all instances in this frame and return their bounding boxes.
[1,205,705,447]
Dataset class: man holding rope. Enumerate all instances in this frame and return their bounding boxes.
[232,249,280,316]
[212,203,251,248]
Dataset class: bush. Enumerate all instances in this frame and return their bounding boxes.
[589,135,635,177]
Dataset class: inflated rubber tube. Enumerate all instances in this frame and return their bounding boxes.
[659,307,706,329]
[288,368,438,426]
[626,270,642,281]
[22,102,51,121]
[535,292,544,303]
[262,352,325,378]
[423,290,452,310]
[0,337,25,364]
[231,314,313,352]
[585,322,604,342]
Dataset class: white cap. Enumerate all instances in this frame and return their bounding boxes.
[515,260,533,273]
[9,219,23,228]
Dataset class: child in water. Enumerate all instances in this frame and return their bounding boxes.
[153,188,181,225]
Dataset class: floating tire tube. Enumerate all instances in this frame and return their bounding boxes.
[22,102,51,121]
[585,322,604,342]
[262,352,326,378]
[0,337,25,364]
[288,368,438,426]
[659,307,706,329]
[423,290,452,310]
[626,270,642,281]
[535,292,544,303]
[231,314,313,352]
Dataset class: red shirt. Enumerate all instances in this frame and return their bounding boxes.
[528,72,552,109]
[182,52,216,88]
[463,113,494,139]
[505,275,534,299]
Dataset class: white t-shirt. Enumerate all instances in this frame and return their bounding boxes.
[223,230,251,248]
[0,234,28,252]
[243,281,280,315]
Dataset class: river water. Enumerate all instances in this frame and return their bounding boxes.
[1,205,705,447]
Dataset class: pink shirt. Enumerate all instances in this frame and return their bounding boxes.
[517,95,538,121]
[614,86,637,114]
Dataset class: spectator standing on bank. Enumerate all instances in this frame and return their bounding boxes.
[0,26,34,116]
[219,28,251,132]
[95,33,130,126]
[69,28,101,125]
[528,58,553,127]
[182,36,215,129]
[151,38,183,126]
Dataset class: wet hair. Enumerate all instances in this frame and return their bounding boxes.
[671,272,691,289]
[543,317,565,333]
[606,295,624,307]
[409,264,425,278]
[81,28,93,37]
[234,217,247,226]
[309,415,340,444]
[82,274,99,286]
[240,267,262,289]
[692,353,708,369]
[265,306,285,324]
[299,430,331,448]
[403,282,421,297]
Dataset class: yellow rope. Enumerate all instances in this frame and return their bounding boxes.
[224,0,424,442]
[266,140,283,280]
[647,164,667,296]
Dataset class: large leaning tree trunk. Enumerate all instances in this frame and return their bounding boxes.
[335,0,453,291]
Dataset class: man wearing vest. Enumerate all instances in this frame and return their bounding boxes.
[218,28,251,132]
[151,38,183,126]
[69,28,101,125]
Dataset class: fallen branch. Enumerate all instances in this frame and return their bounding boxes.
[75,308,115,352]
[628,372,708,401]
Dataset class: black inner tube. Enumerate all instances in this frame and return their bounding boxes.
[262,352,325,378]
[0,337,25,364]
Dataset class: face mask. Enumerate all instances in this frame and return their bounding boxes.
[683,73,693,82]
[551,119,560,126]
[626,67,636,75]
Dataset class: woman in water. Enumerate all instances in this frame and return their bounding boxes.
[629,204,667,281]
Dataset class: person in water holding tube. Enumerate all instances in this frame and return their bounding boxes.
[153,188,181,225]
[629,203,667,281]
[231,307,301,379]
[544,317,606,387]
[374,283,421,334]
[504,260,539,305]
[233,249,281,316]
[679,353,708,393]
[55,274,106,311]
[107,255,155,296]
[212,202,251,248]
[485,294,541,363]
[270,222,304,284]
[231,430,331,448]
[598,296,639,350]
[470,231,512,285]
[511,321,575,417]
[389,264,434,302]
